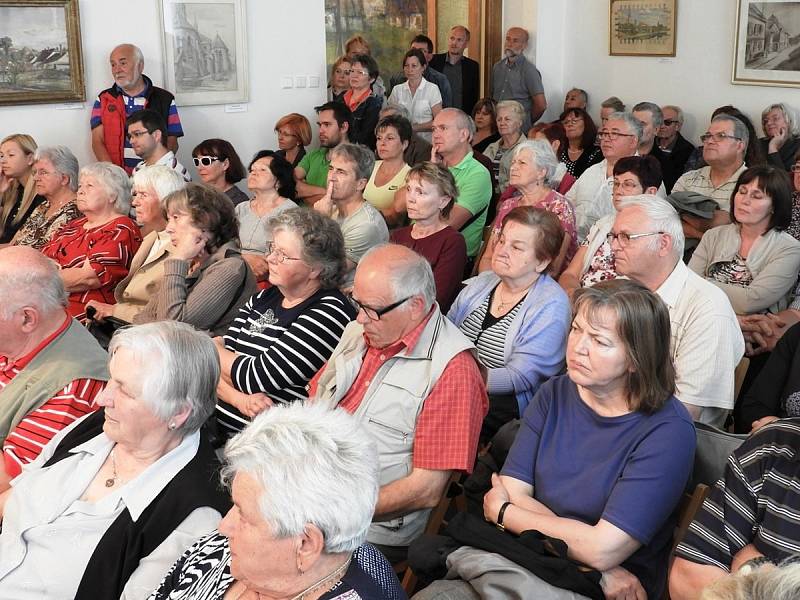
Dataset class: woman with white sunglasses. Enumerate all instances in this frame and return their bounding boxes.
[191,138,249,206]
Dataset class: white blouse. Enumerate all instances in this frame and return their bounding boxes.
[388,77,442,142]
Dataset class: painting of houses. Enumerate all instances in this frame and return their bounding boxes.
[735,1,800,88]
[609,1,676,57]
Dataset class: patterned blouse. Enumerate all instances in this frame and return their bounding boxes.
[707,254,754,287]
[11,199,81,249]
[787,191,800,242]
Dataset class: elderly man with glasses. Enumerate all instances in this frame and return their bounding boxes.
[310,243,488,565]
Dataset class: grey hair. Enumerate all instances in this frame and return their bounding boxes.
[496,100,526,127]
[222,401,379,554]
[512,139,560,188]
[700,557,800,600]
[601,96,626,112]
[761,103,800,137]
[114,43,144,66]
[712,114,749,149]
[0,247,67,318]
[363,243,437,311]
[80,162,131,214]
[441,107,476,139]
[616,194,684,257]
[607,111,644,144]
[382,102,411,120]
[662,105,684,125]
[330,142,375,181]
[131,165,186,208]
[632,101,664,128]
[268,207,347,289]
[568,88,588,105]
[108,321,219,435]
[34,146,79,192]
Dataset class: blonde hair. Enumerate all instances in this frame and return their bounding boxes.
[0,134,38,239]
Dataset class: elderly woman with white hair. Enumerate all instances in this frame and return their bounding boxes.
[483,100,528,193]
[478,139,577,276]
[9,145,81,249]
[0,321,231,600]
[146,402,406,600]
[42,162,141,320]
[760,102,800,171]
[85,165,185,325]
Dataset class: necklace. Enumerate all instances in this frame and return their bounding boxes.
[105,449,119,487]
[496,282,532,312]
[233,555,351,600]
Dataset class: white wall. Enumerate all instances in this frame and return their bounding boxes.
[0,1,327,177]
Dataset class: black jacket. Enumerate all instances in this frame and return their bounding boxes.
[429,53,480,114]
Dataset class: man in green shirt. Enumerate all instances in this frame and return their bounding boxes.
[295,102,352,205]
[431,108,492,263]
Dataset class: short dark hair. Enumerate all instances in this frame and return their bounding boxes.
[350,53,379,81]
[404,47,427,68]
[164,183,239,253]
[573,279,676,414]
[529,121,568,157]
[249,150,297,200]
[192,138,247,184]
[712,105,766,167]
[501,206,564,266]
[613,155,663,191]
[472,97,498,134]
[559,107,597,150]
[411,34,433,53]
[314,101,354,132]
[126,109,167,147]
[729,165,793,231]
[375,114,412,143]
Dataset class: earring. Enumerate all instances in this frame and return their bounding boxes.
[168,422,177,431]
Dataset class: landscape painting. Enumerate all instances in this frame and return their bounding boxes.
[734,0,800,87]
[0,0,85,106]
[609,0,677,57]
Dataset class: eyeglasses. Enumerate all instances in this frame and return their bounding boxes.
[597,130,636,141]
[700,132,741,143]
[350,69,370,76]
[606,231,664,246]
[791,164,800,173]
[562,118,582,126]
[612,179,641,191]
[663,119,680,126]
[193,156,221,167]
[127,129,151,139]
[347,293,411,321]
[334,68,351,75]
[33,169,55,177]
[266,242,302,263]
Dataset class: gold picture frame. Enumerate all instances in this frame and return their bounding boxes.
[609,0,677,57]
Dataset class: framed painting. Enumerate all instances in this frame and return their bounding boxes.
[733,0,800,88]
[0,0,85,106]
[609,0,677,57]
[159,0,248,106]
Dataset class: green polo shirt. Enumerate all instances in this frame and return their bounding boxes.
[298,148,330,188]
[449,152,492,257]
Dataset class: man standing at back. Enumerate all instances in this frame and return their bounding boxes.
[429,26,480,114]
[491,27,546,133]
[91,44,183,174]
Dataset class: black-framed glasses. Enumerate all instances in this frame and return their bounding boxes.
[266,242,303,263]
[663,119,680,126]
[193,156,220,167]
[699,132,741,143]
[347,293,411,321]
[606,231,664,246]
[127,129,151,139]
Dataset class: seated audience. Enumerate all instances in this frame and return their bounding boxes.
[126,109,190,181]
[0,247,107,489]
[657,104,695,192]
[274,112,312,168]
[0,133,43,244]
[478,140,577,276]
[450,207,570,441]
[10,145,80,249]
[343,34,386,99]
[760,102,800,171]
[388,49,443,142]
[311,244,488,562]
[686,105,767,174]
[560,107,602,178]
[344,54,383,151]
[238,150,296,284]
[327,55,351,103]
[84,165,186,323]
[148,402,404,600]
[381,102,432,166]
[314,143,389,288]
[295,102,352,205]
[599,95,625,127]
[632,101,666,164]
[483,100,527,193]
[471,97,500,153]
[421,279,695,600]
[132,183,256,335]
[214,208,356,439]
[559,155,662,296]
[528,120,576,194]
[390,162,467,313]
[0,321,230,599]
[41,162,141,321]
[563,87,588,111]
[689,166,800,315]
[191,138,248,205]
[611,195,744,426]
[670,419,800,599]
[364,114,411,226]
[788,151,800,240]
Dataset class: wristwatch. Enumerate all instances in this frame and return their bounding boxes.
[496,501,512,532]
[738,556,774,574]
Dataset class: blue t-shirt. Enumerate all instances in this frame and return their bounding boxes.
[502,374,695,599]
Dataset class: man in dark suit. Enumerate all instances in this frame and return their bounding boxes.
[429,25,480,114]
[657,105,696,192]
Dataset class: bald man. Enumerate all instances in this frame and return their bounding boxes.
[91,43,183,173]
[491,27,547,132]
[0,247,108,491]
[311,244,488,562]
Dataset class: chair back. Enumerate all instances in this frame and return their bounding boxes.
[691,421,747,489]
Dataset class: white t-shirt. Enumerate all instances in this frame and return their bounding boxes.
[388,77,442,142]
